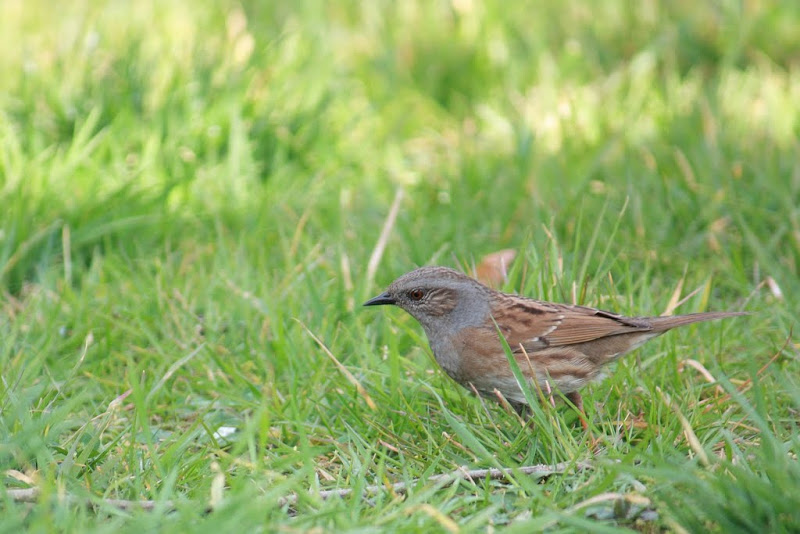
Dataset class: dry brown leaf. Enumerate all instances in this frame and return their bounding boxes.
[474,249,516,287]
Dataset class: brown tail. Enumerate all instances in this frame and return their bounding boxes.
[647,311,747,332]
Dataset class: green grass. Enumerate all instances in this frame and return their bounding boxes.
[1,0,799,531]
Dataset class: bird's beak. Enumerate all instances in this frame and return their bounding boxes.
[363,291,395,307]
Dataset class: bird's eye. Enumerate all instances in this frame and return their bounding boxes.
[408,289,425,301]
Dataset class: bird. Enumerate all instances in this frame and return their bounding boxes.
[364,266,745,423]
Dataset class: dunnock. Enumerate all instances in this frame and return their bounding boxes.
[364,266,745,419]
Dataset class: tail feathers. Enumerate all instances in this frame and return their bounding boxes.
[647,311,748,332]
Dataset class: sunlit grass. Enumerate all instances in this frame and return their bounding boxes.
[1,0,799,531]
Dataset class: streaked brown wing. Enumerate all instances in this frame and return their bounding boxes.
[490,296,653,352]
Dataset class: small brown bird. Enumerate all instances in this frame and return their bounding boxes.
[364,266,745,421]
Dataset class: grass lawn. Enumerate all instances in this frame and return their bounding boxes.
[2,0,799,531]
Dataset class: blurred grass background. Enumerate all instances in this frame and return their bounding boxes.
[1,0,798,531]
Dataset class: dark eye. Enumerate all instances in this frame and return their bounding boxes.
[408,289,425,301]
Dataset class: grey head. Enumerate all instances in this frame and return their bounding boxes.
[363,266,492,336]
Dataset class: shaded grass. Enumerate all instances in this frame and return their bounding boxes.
[1,0,799,531]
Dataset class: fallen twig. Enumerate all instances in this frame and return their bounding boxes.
[5,461,591,512]
[278,460,591,506]
[4,487,167,512]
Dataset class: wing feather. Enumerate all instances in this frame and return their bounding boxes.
[489,295,653,352]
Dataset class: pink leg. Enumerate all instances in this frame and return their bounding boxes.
[566,391,588,431]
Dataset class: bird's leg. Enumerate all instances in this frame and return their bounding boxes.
[566,391,602,450]
[566,391,588,431]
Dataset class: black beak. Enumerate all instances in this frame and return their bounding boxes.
[363,291,395,307]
